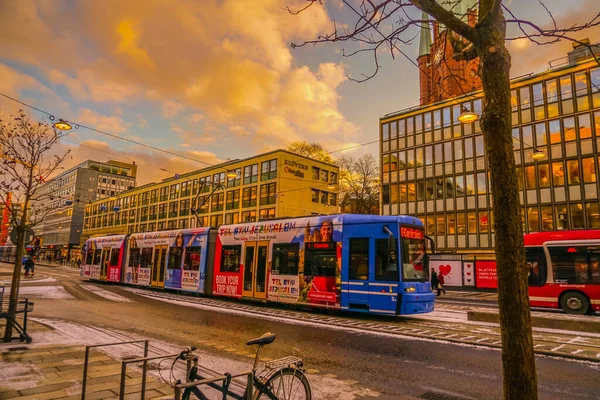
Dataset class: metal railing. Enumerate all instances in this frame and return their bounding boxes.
[81,339,149,400]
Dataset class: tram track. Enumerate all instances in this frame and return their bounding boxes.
[120,286,600,363]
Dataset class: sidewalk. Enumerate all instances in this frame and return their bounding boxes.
[0,321,173,400]
[441,290,498,302]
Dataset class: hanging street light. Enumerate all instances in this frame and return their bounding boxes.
[226,170,239,179]
[53,119,73,131]
[531,149,546,160]
[457,108,479,124]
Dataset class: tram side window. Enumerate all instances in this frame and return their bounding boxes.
[221,245,241,273]
[168,247,183,270]
[129,248,141,268]
[304,243,337,277]
[184,247,201,271]
[93,249,102,265]
[349,238,369,280]
[140,248,153,268]
[376,239,399,281]
[272,243,299,275]
[110,248,120,266]
[85,248,93,265]
[526,247,547,286]
[548,246,600,284]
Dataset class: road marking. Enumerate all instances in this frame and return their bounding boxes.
[80,284,132,303]
[551,344,565,352]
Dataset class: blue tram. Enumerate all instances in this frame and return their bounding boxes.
[81,214,435,316]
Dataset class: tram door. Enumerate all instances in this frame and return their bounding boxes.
[242,241,269,299]
[99,248,111,280]
[151,245,168,287]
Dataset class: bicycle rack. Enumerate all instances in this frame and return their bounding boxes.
[0,284,34,343]
[81,339,151,400]
[173,370,254,400]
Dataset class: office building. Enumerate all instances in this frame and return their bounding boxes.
[34,160,137,261]
[380,37,600,254]
[82,150,339,240]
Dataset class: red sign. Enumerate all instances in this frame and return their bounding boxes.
[306,242,336,250]
[307,291,336,302]
[400,227,424,240]
[476,261,498,289]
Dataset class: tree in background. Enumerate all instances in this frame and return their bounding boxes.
[1,111,70,342]
[338,154,379,214]
[290,1,599,398]
[287,141,379,214]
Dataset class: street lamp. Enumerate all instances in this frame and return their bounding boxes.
[531,150,546,160]
[226,170,239,179]
[327,183,337,190]
[53,119,73,131]
[457,107,479,124]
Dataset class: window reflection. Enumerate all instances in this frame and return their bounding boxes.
[520,86,531,108]
[549,120,561,144]
[528,207,540,232]
[465,138,473,158]
[399,184,407,202]
[477,172,487,194]
[571,203,585,229]
[467,212,477,234]
[454,139,463,159]
[512,128,520,150]
[425,146,432,166]
[447,213,456,234]
[541,206,553,231]
[382,123,389,140]
[437,215,446,235]
[556,205,568,230]
[446,177,455,198]
[455,176,464,197]
[567,159,580,185]
[466,174,475,195]
[457,213,465,234]
[560,75,573,99]
[535,123,547,147]
[525,166,536,189]
[539,164,550,188]
[587,203,600,228]
[479,211,489,233]
[578,114,592,139]
[407,183,416,201]
[522,125,533,147]
[552,162,565,186]
[563,117,576,141]
[390,184,398,203]
[546,78,558,102]
[532,83,544,106]
[426,178,435,200]
[516,167,524,190]
[475,136,485,156]
[582,157,596,183]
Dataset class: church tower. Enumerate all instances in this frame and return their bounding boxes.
[418,1,483,106]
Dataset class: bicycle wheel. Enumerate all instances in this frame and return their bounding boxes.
[257,367,311,400]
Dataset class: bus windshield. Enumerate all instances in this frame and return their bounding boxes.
[400,226,427,281]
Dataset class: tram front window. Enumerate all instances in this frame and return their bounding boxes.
[400,226,427,281]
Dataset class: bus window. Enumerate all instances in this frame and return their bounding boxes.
[184,247,201,271]
[304,242,337,277]
[221,245,241,272]
[526,247,547,286]
[168,247,183,270]
[85,248,94,265]
[272,243,299,275]
[349,238,369,280]
[110,248,120,266]
[376,239,398,281]
[548,246,598,284]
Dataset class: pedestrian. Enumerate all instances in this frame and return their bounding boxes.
[77,258,82,269]
[24,257,35,276]
[437,271,447,296]
[430,268,439,294]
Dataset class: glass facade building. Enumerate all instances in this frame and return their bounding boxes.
[380,58,600,254]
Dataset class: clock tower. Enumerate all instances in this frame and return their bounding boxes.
[417,2,483,106]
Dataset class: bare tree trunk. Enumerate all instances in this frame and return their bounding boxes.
[478,20,538,400]
[3,227,25,342]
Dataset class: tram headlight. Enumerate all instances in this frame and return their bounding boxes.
[404,286,416,293]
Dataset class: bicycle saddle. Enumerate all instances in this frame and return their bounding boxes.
[246,332,276,346]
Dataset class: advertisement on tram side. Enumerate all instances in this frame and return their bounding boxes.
[215,216,342,307]
[82,236,126,281]
[178,232,208,292]
[125,230,179,286]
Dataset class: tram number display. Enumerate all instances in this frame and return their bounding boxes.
[400,227,424,240]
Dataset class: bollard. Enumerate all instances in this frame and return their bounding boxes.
[141,340,148,400]
[119,362,127,400]
[82,346,90,400]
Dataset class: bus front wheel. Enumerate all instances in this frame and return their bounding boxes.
[560,292,590,315]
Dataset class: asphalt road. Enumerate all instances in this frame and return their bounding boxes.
[6,263,600,400]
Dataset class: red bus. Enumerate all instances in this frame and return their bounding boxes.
[525,230,600,315]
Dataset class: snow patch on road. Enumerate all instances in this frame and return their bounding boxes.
[9,285,74,299]
[0,362,44,390]
[80,284,132,302]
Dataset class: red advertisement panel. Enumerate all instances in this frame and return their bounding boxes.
[476,261,498,289]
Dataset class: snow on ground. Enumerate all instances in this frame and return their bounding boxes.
[29,318,378,400]
[3,285,75,299]
[0,361,45,391]
[80,284,132,303]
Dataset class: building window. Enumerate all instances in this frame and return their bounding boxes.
[170,184,180,200]
[567,160,581,185]
[260,183,276,205]
[261,159,277,181]
[213,172,225,187]
[259,208,276,220]
[211,192,224,212]
[582,157,597,183]
[159,187,168,202]
[178,219,188,229]
[168,201,178,218]
[210,214,223,227]
[149,205,157,220]
[329,193,337,206]
[541,206,553,231]
[241,210,257,222]
[320,191,328,204]
[226,190,240,210]
[243,164,258,184]
[150,189,158,203]
[224,212,239,225]
[311,189,319,203]
[312,167,320,180]
[227,168,241,188]
[179,199,190,216]
[181,181,191,197]
[320,170,328,182]
[168,220,177,229]
[158,203,167,219]
[242,187,257,208]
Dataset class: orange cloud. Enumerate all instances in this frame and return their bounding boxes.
[77,109,130,134]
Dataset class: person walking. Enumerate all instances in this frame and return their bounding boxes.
[437,271,447,296]
[24,257,35,276]
[430,268,439,295]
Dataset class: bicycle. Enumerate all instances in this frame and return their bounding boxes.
[169,332,312,400]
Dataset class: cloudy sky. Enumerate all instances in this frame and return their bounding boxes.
[0,0,598,185]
